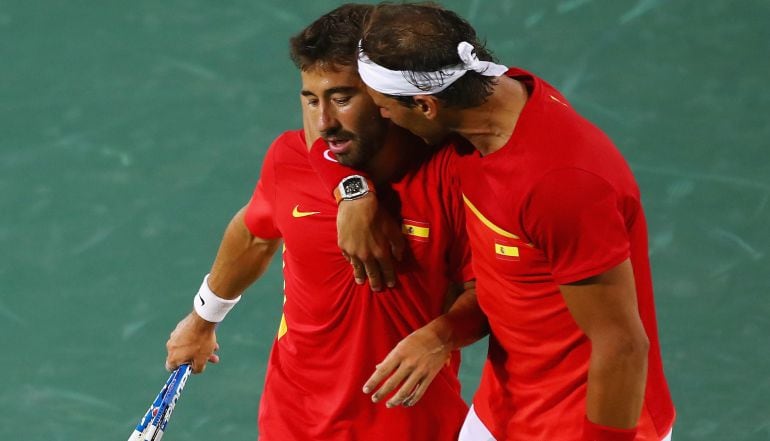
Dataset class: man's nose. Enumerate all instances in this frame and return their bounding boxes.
[317,105,340,133]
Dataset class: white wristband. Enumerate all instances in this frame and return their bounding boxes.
[193,274,241,323]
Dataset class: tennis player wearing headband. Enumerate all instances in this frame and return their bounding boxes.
[307,3,675,441]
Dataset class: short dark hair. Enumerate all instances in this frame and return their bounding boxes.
[289,3,373,71]
[361,2,499,108]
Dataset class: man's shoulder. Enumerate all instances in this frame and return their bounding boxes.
[399,144,462,187]
[396,144,465,215]
[270,129,304,151]
[265,129,309,164]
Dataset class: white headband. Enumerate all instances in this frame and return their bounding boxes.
[357,41,508,96]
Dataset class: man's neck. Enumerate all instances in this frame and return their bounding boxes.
[450,76,529,156]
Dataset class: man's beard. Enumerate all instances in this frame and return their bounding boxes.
[324,130,380,170]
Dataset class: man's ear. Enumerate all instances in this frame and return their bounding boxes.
[413,95,440,120]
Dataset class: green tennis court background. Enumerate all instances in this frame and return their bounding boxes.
[1,1,768,439]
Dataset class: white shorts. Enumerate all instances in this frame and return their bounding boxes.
[458,405,495,441]
[458,405,674,441]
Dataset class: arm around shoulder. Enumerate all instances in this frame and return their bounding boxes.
[306,137,405,291]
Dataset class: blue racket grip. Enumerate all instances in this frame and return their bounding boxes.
[145,365,188,435]
[154,364,192,440]
[128,370,176,440]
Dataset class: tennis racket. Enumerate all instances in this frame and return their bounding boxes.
[128,364,192,441]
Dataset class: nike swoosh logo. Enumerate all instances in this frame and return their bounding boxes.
[292,205,321,218]
[198,294,205,306]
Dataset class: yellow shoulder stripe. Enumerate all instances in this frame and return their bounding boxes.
[462,194,519,239]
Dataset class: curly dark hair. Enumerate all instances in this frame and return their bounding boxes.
[361,2,500,108]
[290,3,373,71]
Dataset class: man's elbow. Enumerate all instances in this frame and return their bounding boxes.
[593,328,650,363]
[621,331,650,361]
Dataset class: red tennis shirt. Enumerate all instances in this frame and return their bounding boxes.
[244,130,472,440]
[456,69,675,440]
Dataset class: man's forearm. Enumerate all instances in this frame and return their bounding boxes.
[560,260,650,431]
[585,332,649,428]
[429,286,488,350]
[206,207,280,299]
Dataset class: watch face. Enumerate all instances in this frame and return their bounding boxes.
[343,177,365,195]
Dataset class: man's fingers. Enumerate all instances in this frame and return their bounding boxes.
[371,363,412,403]
[350,257,366,284]
[386,222,407,262]
[165,359,178,372]
[363,258,384,292]
[402,369,441,407]
[363,356,399,394]
[390,239,406,263]
[381,212,405,262]
[192,352,214,374]
[379,258,397,289]
[169,346,218,374]
[386,374,423,408]
[404,382,429,407]
[165,313,218,374]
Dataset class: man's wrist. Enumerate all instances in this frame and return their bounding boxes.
[582,416,638,441]
[425,316,457,350]
[193,274,241,323]
[333,175,376,204]
[189,310,218,329]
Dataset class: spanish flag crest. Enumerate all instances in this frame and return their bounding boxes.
[495,240,519,261]
[402,219,430,242]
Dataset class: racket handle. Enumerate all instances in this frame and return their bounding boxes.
[155,364,192,440]
[144,364,191,441]
[128,370,176,441]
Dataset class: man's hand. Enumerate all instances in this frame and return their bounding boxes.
[165,312,220,374]
[337,194,405,291]
[302,94,404,288]
[362,323,451,408]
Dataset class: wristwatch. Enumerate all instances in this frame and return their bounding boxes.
[333,175,375,203]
